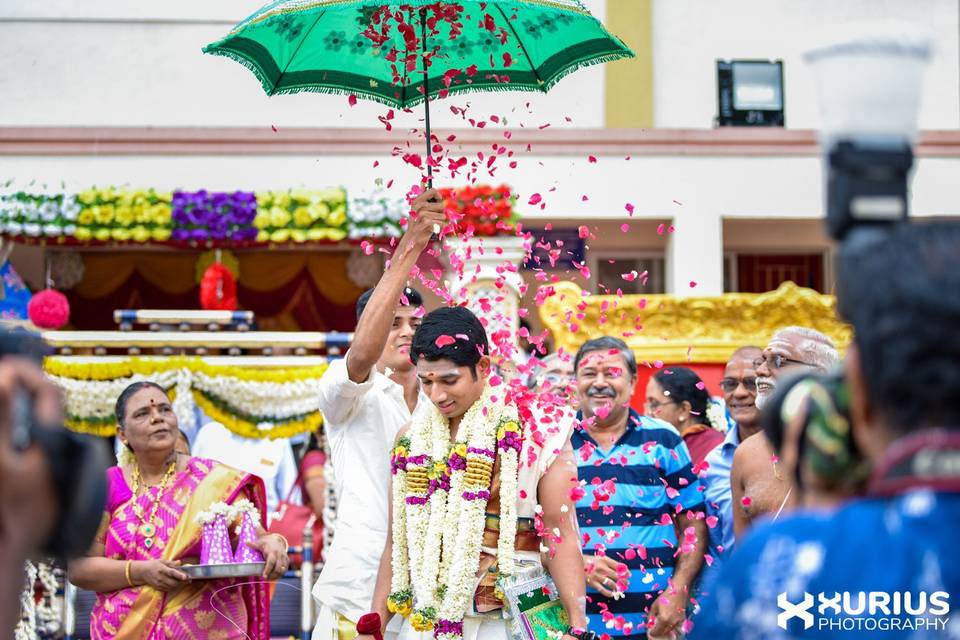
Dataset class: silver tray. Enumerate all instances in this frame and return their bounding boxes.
[181,562,265,580]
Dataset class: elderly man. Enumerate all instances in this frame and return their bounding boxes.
[571,336,708,640]
[531,351,575,395]
[700,346,762,557]
[693,221,960,638]
[729,327,838,539]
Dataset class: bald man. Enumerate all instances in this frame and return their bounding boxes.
[730,327,838,540]
[701,345,762,556]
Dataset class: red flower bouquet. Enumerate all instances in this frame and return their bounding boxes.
[439,184,517,237]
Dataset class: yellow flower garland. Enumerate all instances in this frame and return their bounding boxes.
[192,390,323,440]
[44,357,328,383]
[46,357,329,439]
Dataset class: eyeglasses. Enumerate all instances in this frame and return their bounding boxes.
[719,377,757,393]
[644,399,676,412]
[753,354,817,371]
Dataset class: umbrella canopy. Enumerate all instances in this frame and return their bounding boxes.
[203,0,633,107]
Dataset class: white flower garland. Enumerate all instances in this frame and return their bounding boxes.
[229,498,263,533]
[705,401,729,432]
[388,384,522,639]
[14,562,37,640]
[13,560,60,640]
[48,367,327,435]
[194,500,235,525]
[49,370,179,420]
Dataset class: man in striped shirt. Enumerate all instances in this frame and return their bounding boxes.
[571,337,708,640]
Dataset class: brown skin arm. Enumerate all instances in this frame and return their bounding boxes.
[346,190,445,384]
[538,440,589,634]
[69,533,190,593]
[304,474,327,517]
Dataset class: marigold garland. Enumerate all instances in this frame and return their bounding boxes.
[192,391,324,440]
[45,357,329,439]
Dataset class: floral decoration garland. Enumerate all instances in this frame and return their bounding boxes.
[195,498,261,528]
[15,560,60,640]
[439,185,518,237]
[254,188,348,243]
[44,357,328,439]
[387,385,522,639]
[172,190,259,243]
[0,190,81,239]
[0,185,403,246]
[347,191,405,239]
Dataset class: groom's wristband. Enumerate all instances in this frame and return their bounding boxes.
[566,627,598,640]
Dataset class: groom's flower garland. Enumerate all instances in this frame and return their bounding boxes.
[387,384,523,639]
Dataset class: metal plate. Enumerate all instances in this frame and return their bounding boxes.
[181,562,265,580]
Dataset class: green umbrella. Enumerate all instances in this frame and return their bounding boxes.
[204,0,633,181]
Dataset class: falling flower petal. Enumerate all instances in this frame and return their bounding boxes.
[348,94,357,107]
[435,335,456,348]
[528,193,542,205]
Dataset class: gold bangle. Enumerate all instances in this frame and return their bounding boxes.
[273,533,290,550]
[125,560,135,588]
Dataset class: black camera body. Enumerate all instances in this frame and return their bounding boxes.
[1,329,109,559]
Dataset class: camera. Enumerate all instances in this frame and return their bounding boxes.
[0,329,109,559]
[805,23,932,245]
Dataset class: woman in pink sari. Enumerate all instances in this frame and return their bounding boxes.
[68,381,289,639]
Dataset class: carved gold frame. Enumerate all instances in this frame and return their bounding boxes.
[538,281,851,364]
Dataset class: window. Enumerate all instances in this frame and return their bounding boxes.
[731,253,826,293]
[592,254,665,294]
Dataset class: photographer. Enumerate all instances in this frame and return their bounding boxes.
[0,356,61,635]
[0,331,109,638]
[691,222,960,638]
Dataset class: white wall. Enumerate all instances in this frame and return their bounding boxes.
[0,0,606,128]
[652,0,960,130]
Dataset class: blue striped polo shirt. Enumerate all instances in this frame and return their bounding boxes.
[571,409,705,639]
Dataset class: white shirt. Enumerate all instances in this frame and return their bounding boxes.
[312,356,426,622]
[191,421,301,514]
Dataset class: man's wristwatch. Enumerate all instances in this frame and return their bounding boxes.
[566,627,598,640]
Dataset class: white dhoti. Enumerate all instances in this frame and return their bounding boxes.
[399,615,510,640]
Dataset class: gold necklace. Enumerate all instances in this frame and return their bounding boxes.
[130,458,178,549]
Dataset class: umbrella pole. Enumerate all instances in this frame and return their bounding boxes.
[420,8,433,190]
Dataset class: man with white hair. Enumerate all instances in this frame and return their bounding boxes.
[729,327,838,540]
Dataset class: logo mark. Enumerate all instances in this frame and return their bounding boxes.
[778,592,815,630]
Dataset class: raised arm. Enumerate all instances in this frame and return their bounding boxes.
[346,189,445,383]
[537,440,588,638]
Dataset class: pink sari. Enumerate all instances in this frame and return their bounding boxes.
[89,457,270,639]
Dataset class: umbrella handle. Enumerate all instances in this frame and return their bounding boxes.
[420,8,440,238]
[420,7,433,190]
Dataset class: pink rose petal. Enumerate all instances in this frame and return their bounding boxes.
[434,335,456,348]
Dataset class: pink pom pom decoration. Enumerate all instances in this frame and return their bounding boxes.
[27,288,70,329]
[233,512,264,564]
[200,515,234,565]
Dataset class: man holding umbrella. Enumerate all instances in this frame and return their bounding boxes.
[311,189,445,640]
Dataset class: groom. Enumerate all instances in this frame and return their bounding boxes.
[358,305,593,640]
